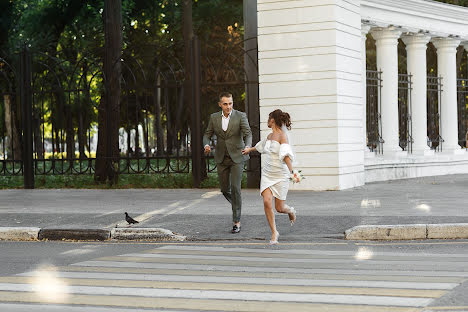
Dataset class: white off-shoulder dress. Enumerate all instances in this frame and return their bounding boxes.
[255,138,294,200]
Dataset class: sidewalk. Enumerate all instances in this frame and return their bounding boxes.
[1,174,468,241]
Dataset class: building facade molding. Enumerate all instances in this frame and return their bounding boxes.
[362,0,468,40]
[258,0,468,190]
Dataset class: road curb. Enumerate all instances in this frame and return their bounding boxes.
[0,227,186,242]
[0,227,41,241]
[39,229,111,241]
[427,223,468,239]
[345,223,468,240]
[111,228,186,241]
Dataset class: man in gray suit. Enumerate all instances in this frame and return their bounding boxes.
[203,92,252,233]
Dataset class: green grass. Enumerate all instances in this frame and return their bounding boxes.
[0,172,247,189]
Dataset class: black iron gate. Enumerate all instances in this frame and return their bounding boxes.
[427,76,443,151]
[457,78,468,148]
[0,54,22,178]
[366,70,383,154]
[398,73,413,153]
[0,39,260,188]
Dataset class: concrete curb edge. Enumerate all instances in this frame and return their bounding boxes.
[0,227,186,242]
[344,223,468,240]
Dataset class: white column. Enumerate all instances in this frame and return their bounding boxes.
[371,27,405,156]
[433,38,462,154]
[361,24,373,158]
[401,34,433,156]
[257,0,363,190]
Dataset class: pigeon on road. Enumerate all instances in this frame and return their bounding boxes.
[125,212,139,225]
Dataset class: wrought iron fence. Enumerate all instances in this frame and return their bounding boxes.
[427,75,443,151]
[0,38,260,187]
[457,78,468,148]
[366,70,383,154]
[198,37,260,178]
[0,55,22,176]
[398,73,413,153]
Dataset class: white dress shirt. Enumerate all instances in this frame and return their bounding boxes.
[204,110,232,149]
[221,110,232,131]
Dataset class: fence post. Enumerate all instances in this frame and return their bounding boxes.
[191,36,202,188]
[244,0,260,188]
[20,45,34,189]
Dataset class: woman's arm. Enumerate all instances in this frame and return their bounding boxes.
[283,156,293,173]
[280,133,293,172]
[241,146,256,155]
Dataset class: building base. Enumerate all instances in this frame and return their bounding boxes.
[365,152,468,183]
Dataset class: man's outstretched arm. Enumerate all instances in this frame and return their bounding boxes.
[203,116,214,153]
[240,112,252,148]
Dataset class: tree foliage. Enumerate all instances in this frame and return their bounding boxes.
[0,0,244,176]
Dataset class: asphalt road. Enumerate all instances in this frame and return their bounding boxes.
[0,239,467,311]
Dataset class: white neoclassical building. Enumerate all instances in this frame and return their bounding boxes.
[257,0,468,190]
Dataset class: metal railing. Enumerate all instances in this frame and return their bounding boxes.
[457,78,468,149]
[427,76,443,151]
[366,70,384,154]
[398,73,413,153]
[0,39,260,187]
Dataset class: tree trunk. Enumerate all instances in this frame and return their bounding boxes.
[95,97,107,181]
[32,108,44,159]
[78,62,89,160]
[134,124,140,157]
[78,112,86,159]
[65,104,74,161]
[54,128,61,155]
[164,89,174,155]
[154,73,164,155]
[95,0,122,184]
[3,94,21,160]
[142,115,149,157]
[182,0,205,177]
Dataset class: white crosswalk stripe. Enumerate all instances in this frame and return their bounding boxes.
[0,245,466,312]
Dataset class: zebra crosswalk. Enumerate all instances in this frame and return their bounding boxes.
[0,244,466,311]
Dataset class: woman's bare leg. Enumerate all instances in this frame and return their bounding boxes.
[261,188,278,241]
[274,197,287,213]
[274,198,296,225]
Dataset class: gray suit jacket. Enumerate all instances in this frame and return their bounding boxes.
[203,110,252,164]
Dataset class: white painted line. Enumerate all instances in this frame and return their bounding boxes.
[19,271,458,290]
[158,245,468,259]
[60,248,98,256]
[107,198,204,228]
[0,303,168,312]
[118,252,468,267]
[71,260,468,277]
[201,190,221,199]
[0,283,434,307]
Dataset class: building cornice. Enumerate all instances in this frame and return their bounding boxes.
[361,0,468,40]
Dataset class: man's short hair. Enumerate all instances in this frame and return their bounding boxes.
[219,92,233,102]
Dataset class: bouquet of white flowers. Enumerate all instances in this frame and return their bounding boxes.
[290,169,304,183]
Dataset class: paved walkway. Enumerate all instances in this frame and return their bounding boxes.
[1,174,468,242]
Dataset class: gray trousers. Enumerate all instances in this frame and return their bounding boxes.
[217,154,243,223]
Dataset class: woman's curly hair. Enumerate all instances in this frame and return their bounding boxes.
[269,109,291,130]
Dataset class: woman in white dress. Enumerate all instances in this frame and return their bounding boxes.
[242,109,296,244]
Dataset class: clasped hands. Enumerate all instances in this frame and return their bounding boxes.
[204,145,252,155]
[241,146,253,155]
